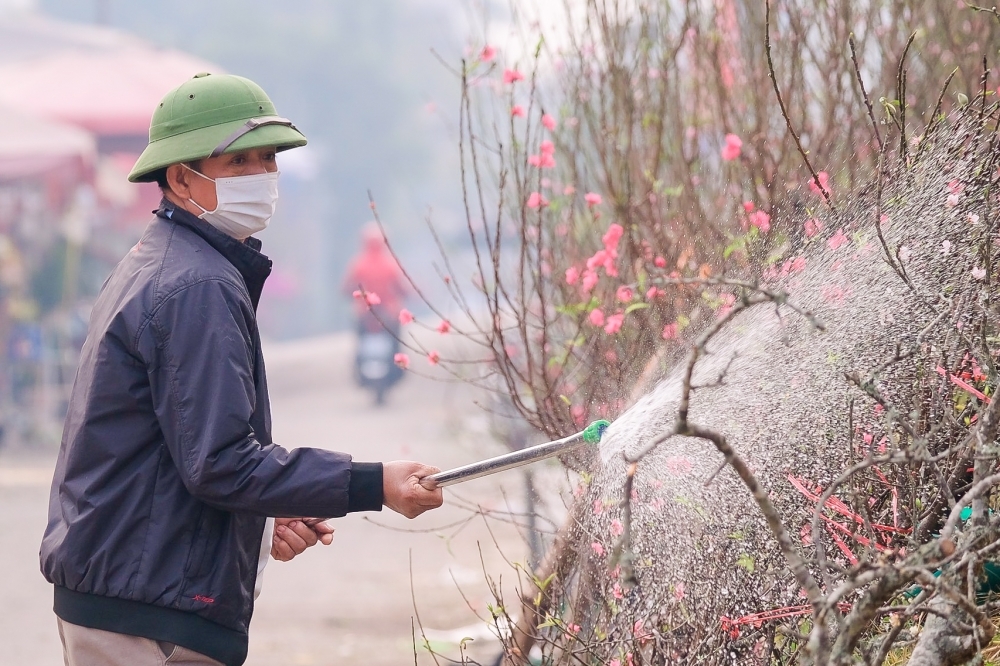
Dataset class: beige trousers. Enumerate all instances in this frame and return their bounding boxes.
[58,618,224,666]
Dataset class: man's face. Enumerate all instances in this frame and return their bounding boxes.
[165,146,277,213]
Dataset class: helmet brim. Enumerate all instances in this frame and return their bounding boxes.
[127,119,307,183]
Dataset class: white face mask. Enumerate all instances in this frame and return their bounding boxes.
[183,164,279,240]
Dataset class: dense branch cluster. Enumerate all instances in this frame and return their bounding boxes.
[377,2,1000,664]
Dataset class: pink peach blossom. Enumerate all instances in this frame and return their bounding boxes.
[616,285,634,302]
[528,154,541,167]
[973,266,987,280]
[398,309,414,325]
[502,68,524,84]
[804,218,822,238]
[748,210,770,233]
[742,201,755,212]
[591,542,605,556]
[436,320,451,334]
[589,308,606,326]
[610,518,624,536]
[361,291,380,306]
[809,171,831,196]
[479,44,496,62]
[565,266,580,285]
[511,105,526,118]
[593,498,603,516]
[584,192,602,207]
[526,192,548,209]
[664,456,693,475]
[539,153,556,169]
[540,139,555,155]
[567,623,581,635]
[563,185,576,196]
[541,113,557,130]
[581,269,599,293]
[604,312,624,334]
[662,322,679,340]
[587,246,619,278]
[427,350,441,365]
[633,620,652,645]
[790,256,806,273]
[587,249,609,271]
[827,228,849,251]
[674,582,686,600]
[393,353,410,369]
[821,284,850,305]
[716,293,736,320]
[654,256,667,268]
[946,193,960,207]
[721,133,742,161]
[602,223,624,251]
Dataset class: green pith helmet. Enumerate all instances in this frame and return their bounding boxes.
[128,72,307,183]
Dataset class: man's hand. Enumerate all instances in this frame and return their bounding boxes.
[270,518,334,562]
[383,461,444,519]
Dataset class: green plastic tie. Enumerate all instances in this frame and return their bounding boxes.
[583,419,612,444]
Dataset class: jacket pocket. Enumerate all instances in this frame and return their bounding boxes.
[181,505,225,596]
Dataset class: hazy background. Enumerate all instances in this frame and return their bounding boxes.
[38,0,476,338]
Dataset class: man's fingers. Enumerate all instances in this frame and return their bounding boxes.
[271,539,295,562]
[286,520,321,547]
[309,519,335,536]
[305,519,335,546]
[275,523,310,554]
[411,480,443,508]
[384,461,447,519]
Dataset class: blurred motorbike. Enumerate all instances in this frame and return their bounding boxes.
[354,328,402,405]
[353,311,403,406]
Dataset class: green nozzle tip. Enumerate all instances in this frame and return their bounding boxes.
[583,419,612,444]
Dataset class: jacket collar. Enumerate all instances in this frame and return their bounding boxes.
[155,198,272,310]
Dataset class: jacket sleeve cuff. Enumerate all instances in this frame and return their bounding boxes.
[347,462,384,512]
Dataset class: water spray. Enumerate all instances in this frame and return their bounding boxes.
[418,420,611,489]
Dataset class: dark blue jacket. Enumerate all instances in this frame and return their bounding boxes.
[40,201,382,666]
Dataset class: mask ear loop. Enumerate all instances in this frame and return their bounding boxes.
[180,163,217,215]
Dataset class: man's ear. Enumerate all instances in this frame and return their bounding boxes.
[165,164,192,199]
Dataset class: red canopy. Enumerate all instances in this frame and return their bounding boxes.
[0,105,95,179]
[0,47,218,136]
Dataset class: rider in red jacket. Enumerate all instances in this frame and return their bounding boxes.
[342,223,409,332]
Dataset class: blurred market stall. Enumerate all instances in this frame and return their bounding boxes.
[0,9,216,447]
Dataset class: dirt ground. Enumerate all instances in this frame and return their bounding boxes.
[0,333,549,666]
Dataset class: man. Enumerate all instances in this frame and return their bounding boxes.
[40,72,444,666]
[342,222,409,330]
[342,223,410,403]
